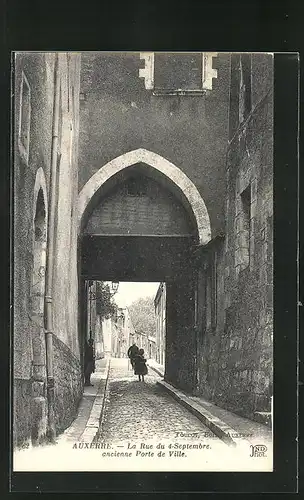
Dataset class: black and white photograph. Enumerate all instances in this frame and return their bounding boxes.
[12,51,274,472]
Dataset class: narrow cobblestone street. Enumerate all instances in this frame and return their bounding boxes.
[13,357,273,472]
[97,358,220,444]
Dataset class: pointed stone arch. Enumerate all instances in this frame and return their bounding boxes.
[77,148,211,245]
[30,167,48,443]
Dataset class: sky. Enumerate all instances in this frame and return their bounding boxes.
[111,282,160,308]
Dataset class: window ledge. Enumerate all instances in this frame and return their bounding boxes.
[152,89,207,97]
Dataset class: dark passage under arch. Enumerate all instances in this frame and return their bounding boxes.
[79,167,199,393]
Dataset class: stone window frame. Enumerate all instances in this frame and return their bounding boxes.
[139,52,218,95]
[18,71,31,164]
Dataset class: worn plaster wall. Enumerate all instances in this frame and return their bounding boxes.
[94,314,104,360]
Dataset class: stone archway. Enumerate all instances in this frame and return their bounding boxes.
[77,148,211,245]
[30,168,48,444]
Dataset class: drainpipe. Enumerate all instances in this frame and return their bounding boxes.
[44,53,60,441]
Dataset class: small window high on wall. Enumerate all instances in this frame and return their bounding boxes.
[18,72,31,162]
[154,53,203,92]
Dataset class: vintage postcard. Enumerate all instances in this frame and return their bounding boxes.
[12,51,273,473]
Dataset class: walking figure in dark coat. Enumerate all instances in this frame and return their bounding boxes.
[127,342,139,369]
[84,338,95,386]
[133,348,148,382]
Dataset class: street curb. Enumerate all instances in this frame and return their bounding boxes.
[147,362,165,378]
[157,380,238,447]
[81,359,111,443]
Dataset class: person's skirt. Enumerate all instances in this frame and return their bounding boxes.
[134,362,148,375]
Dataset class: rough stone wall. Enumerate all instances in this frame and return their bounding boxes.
[78,52,230,237]
[198,54,273,420]
[14,53,54,383]
[53,334,83,434]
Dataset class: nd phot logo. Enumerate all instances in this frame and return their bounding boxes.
[250,444,267,457]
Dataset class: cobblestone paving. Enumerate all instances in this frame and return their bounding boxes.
[97,358,221,444]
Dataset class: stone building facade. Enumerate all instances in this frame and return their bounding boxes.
[13,52,81,446]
